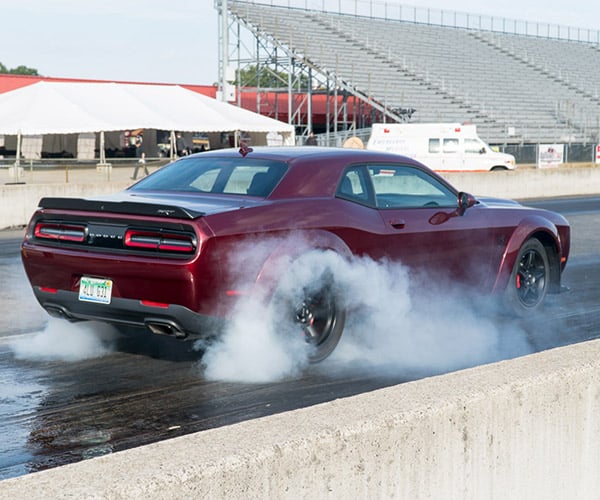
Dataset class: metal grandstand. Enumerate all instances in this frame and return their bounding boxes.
[217,0,600,151]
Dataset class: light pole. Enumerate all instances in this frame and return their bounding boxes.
[218,0,229,102]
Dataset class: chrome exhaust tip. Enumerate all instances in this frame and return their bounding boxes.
[44,304,72,319]
[145,320,187,339]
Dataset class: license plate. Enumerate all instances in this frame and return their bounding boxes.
[78,277,113,304]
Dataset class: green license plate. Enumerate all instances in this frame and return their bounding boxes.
[78,277,113,304]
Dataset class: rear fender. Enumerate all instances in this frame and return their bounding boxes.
[492,215,563,294]
[253,230,353,300]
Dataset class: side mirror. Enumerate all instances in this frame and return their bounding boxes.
[457,192,477,215]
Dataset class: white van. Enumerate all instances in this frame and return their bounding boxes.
[366,123,516,172]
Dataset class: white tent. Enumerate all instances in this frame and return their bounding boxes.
[0,81,295,162]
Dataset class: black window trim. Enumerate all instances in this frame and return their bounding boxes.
[337,162,460,210]
[335,165,377,208]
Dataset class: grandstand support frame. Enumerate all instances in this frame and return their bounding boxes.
[216,0,405,143]
[219,1,600,145]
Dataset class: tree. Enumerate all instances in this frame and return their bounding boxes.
[236,64,308,89]
[9,65,39,76]
[0,62,39,75]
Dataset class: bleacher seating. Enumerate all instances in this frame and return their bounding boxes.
[229,1,600,144]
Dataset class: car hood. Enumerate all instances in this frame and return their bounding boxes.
[37,190,267,220]
[476,196,522,208]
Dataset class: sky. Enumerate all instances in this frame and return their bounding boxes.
[1,0,598,86]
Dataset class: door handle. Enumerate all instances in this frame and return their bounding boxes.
[389,219,406,229]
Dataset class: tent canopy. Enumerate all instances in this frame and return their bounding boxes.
[0,81,295,138]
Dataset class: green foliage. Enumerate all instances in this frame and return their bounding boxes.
[0,62,39,75]
[236,64,308,89]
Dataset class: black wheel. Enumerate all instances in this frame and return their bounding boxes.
[272,260,346,363]
[504,238,550,315]
[294,280,345,363]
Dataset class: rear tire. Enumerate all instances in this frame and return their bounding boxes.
[271,260,346,363]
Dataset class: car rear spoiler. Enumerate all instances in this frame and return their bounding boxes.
[37,197,204,219]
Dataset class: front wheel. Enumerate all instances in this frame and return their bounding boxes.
[504,238,550,315]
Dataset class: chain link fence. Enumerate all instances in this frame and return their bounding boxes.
[495,143,597,165]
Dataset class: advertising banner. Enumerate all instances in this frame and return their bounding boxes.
[537,144,564,168]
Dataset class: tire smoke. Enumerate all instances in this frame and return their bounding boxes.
[199,243,533,383]
[10,318,117,362]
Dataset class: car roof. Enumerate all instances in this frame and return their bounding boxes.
[179,146,451,200]
[196,146,414,163]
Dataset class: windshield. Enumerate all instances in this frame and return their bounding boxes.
[130,156,288,197]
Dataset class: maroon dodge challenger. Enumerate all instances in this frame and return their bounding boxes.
[21,147,570,362]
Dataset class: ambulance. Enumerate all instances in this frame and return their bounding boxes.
[366,123,516,171]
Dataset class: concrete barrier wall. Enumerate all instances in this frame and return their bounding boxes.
[443,166,600,199]
[3,166,600,230]
[2,339,600,499]
[1,182,130,230]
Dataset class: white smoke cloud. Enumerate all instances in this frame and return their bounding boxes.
[10,319,117,362]
[200,293,309,383]
[199,239,533,383]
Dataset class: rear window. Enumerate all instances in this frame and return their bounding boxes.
[130,156,288,197]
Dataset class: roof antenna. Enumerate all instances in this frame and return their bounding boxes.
[239,143,253,157]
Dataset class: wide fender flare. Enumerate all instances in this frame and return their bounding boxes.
[492,214,562,293]
[253,229,353,300]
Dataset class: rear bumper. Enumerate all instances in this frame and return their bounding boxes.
[33,287,222,339]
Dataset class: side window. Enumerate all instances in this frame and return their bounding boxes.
[428,138,440,153]
[367,164,457,209]
[336,166,374,206]
[443,138,459,153]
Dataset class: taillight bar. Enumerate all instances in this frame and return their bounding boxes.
[140,300,170,308]
[34,222,86,242]
[124,229,196,253]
